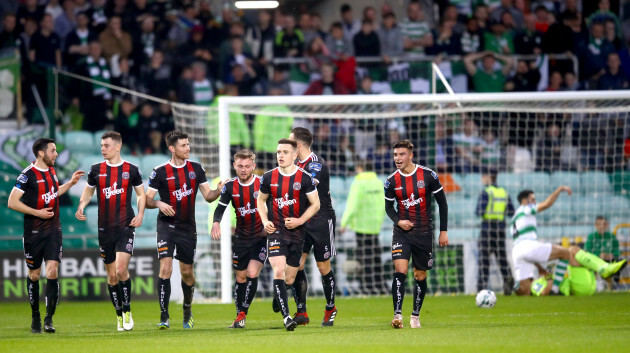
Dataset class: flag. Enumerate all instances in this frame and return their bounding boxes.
[0,54,20,119]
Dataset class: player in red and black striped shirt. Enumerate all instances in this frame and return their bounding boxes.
[8,138,84,334]
[75,131,145,331]
[384,140,448,329]
[257,139,320,331]
[145,131,223,330]
[211,150,266,329]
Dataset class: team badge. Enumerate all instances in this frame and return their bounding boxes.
[17,174,28,183]
[324,251,331,259]
[122,172,130,180]
[293,182,301,190]
[384,180,390,188]
[309,162,322,172]
[150,171,156,179]
[253,191,259,199]
[259,251,266,261]
[428,258,434,267]
[126,243,133,252]
[189,172,196,179]
[417,180,425,189]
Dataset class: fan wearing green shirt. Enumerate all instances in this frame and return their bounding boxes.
[464,50,514,93]
[585,216,620,262]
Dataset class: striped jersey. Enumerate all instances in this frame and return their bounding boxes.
[260,166,316,240]
[384,165,443,235]
[295,152,335,219]
[217,175,265,238]
[510,204,538,242]
[147,160,208,233]
[13,164,61,235]
[86,160,143,233]
[399,19,431,53]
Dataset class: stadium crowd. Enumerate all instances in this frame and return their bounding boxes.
[1,0,630,171]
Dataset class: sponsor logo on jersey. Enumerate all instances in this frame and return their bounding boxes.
[189,171,196,180]
[102,181,125,199]
[172,183,193,201]
[232,194,240,197]
[166,176,175,180]
[417,180,425,189]
[275,193,297,209]
[122,172,130,180]
[431,171,438,180]
[293,182,301,190]
[99,174,108,177]
[392,242,403,249]
[37,179,45,183]
[41,186,58,204]
[400,193,423,209]
[150,171,156,179]
[270,183,279,187]
[309,162,322,172]
[384,180,390,188]
[394,187,402,190]
[269,240,280,247]
[237,203,258,217]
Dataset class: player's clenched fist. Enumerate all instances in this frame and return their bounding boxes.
[263,220,276,234]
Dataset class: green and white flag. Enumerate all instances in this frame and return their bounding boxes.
[289,64,311,95]
[0,54,20,119]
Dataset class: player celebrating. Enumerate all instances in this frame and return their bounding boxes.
[146,131,223,329]
[257,139,320,331]
[75,131,145,331]
[511,188,627,296]
[211,150,266,329]
[288,127,337,326]
[8,138,84,333]
[384,140,448,329]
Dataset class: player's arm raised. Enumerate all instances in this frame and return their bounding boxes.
[199,179,226,203]
[145,188,175,217]
[129,185,146,228]
[537,185,572,213]
[75,185,96,221]
[257,191,276,234]
[286,190,320,229]
[8,188,54,219]
[58,170,85,196]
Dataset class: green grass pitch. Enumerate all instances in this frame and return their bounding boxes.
[1,293,629,353]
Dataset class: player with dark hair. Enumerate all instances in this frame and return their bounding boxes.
[8,138,84,333]
[287,127,338,326]
[211,150,266,329]
[257,138,320,331]
[146,131,224,329]
[384,140,449,329]
[75,131,145,331]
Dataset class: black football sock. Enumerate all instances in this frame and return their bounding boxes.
[108,283,123,316]
[392,272,406,315]
[322,271,336,311]
[181,281,194,316]
[292,269,308,313]
[243,277,258,315]
[26,277,40,315]
[158,278,171,321]
[412,279,427,316]
[119,279,132,312]
[234,281,246,314]
[45,278,59,318]
[273,279,290,318]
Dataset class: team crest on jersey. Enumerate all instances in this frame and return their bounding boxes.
[309,162,322,172]
[253,191,259,199]
[428,258,433,267]
[293,182,301,190]
[150,171,156,179]
[417,180,425,189]
[126,243,133,252]
[122,172,130,180]
[431,171,438,180]
[189,171,196,180]
[17,174,28,183]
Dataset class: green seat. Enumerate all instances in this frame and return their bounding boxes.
[446,227,476,241]
[64,237,85,249]
[563,225,592,239]
[602,196,630,218]
[125,155,142,169]
[84,206,99,232]
[571,196,602,223]
[520,172,551,196]
[580,171,611,195]
[93,130,107,142]
[537,225,563,240]
[0,224,22,236]
[1,207,23,224]
[461,174,483,198]
[79,155,104,174]
[551,171,580,192]
[0,239,23,250]
[451,198,478,226]
[540,197,572,224]
[63,221,91,235]
[141,154,170,179]
[64,131,95,153]
[330,176,347,201]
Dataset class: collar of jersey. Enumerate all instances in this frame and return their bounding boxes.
[106,160,124,167]
[278,166,298,177]
[298,152,315,164]
[168,159,187,168]
[31,163,49,172]
[398,164,418,177]
[238,176,256,186]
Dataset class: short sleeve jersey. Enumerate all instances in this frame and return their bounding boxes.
[13,164,61,235]
[384,165,443,236]
[147,160,208,233]
[510,204,538,243]
[296,152,334,219]
[217,175,265,238]
[86,160,143,233]
[259,167,316,240]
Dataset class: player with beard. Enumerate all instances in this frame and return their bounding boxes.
[257,139,320,331]
[146,131,224,329]
[8,138,84,333]
[211,150,267,329]
[75,131,146,331]
[384,140,449,329]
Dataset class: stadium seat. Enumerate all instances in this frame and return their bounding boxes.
[602,196,630,218]
[141,154,170,179]
[519,172,551,196]
[551,171,580,191]
[563,225,593,239]
[79,155,104,174]
[540,197,572,223]
[447,227,476,241]
[461,174,483,198]
[93,130,107,142]
[1,207,23,224]
[498,172,522,198]
[537,225,563,240]
[330,176,347,201]
[64,131,95,153]
[450,198,478,226]
[84,206,99,233]
[580,171,612,195]
[571,196,602,223]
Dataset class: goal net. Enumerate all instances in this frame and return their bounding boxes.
[171,91,630,302]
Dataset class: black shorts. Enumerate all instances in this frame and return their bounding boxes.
[303,216,336,262]
[391,231,434,271]
[98,227,136,264]
[157,222,197,264]
[23,226,63,270]
[232,236,268,271]
[267,232,304,268]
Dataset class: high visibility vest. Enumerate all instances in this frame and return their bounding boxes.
[483,185,508,221]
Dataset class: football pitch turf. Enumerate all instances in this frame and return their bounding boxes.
[1,293,629,353]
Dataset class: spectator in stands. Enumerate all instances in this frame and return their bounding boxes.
[223,36,256,83]
[18,17,38,70]
[266,68,290,95]
[311,12,326,40]
[515,14,542,54]
[227,63,257,96]
[484,19,514,54]
[598,52,629,90]
[303,36,331,75]
[587,0,621,35]
[298,12,316,49]
[536,123,562,172]
[442,4,465,34]
[304,63,349,95]
[505,60,541,92]
[578,22,614,86]
[474,4,490,31]
[0,13,18,49]
[54,0,76,44]
[501,10,518,34]
[141,50,172,99]
[325,22,353,60]
[177,24,213,78]
[400,0,433,55]
[428,18,462,56]
[30,14,61,68]
[533,5,551,33]
[16,0,44,33]
[453,118,483,173]
[563,71,580,90]
[114,97,138,152]
[64,11,96,70]
[74,0,90,15]
[89,0,107,33]
[45,0,63,21]
[464,51,514,93]
[490,0,524,29]
[340,3,360,42]
[353,19,380,59]
[245,10,275,68]
[340,160,387,295]
[363,6,379,30]
[378,12,403,62]
[137,102,162,154]
[111,57,140,102]
[559,0,580,23]
[585,216,620,263]
[546,71,564,91]
[604,19,622,51]
[542,12,576,54]
[480,130,501,172]
[99,15,132,61]
[132,16,159,77]
[178,61,215,106]
[273,14,304,62]
[72,41,111,132]
[461,16,482,54]
[435,120,454,173]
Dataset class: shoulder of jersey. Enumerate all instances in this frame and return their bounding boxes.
[296,166,311,176]
[386,169,399,181]
[125,160,140,170]
[227,176,238,185]
[153,161,169,171]
[90,161,104,170]
[188,160,205,171]
[418,164,436,174]
[20,164,35,175]
[263,168,276,176]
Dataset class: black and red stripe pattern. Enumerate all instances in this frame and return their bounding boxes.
[295,152,334,219]
[218,176,264,238]
[14,164,60,234]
